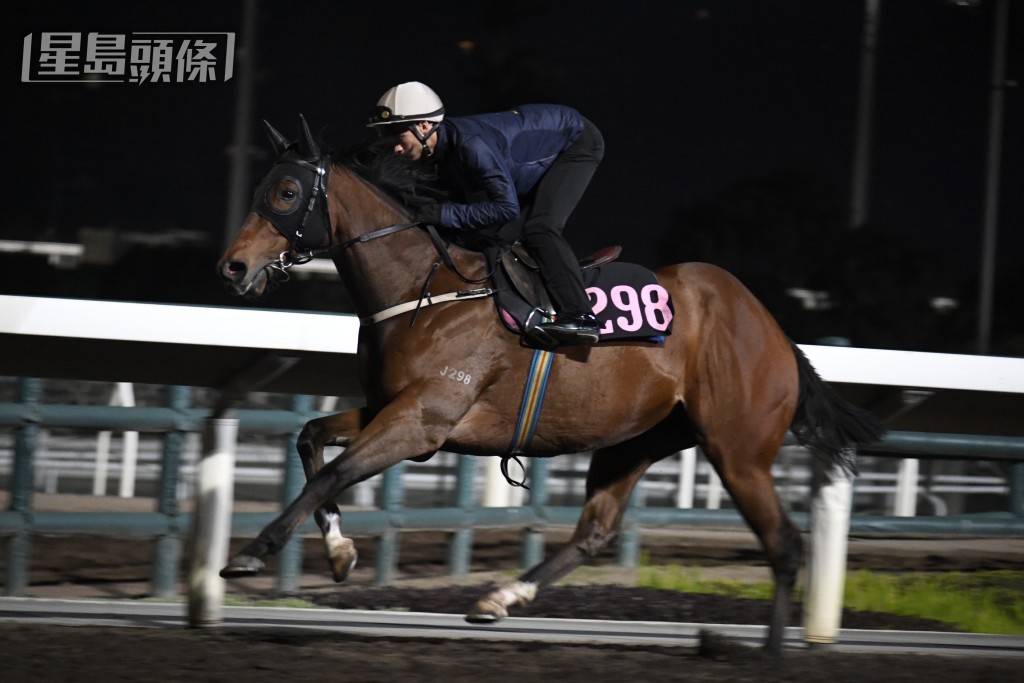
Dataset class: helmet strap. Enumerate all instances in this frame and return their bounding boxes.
[412,122,440,158]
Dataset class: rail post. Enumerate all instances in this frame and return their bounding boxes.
[276,394,313,594]
[803,455,854,647]
[676,447,698,508]
[4,378,41,596]
[187,415,238,626]
[1011,461,1024,517]
[521,457,549,568]
[375,461,406,585]
[617,486,642,568]
[447,454,476,576]
[151,385,191,598]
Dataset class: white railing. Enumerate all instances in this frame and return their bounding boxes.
[2,295,1023,644]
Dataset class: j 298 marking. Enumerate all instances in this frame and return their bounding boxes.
[440,366,472,385]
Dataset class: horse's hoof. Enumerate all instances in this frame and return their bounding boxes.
[326,537,358,583]
[465,599,508,624]
[220,554,265,578]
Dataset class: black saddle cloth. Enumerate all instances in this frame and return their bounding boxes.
[485,246,674,347]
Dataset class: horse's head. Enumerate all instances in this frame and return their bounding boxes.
[218,115,333,298]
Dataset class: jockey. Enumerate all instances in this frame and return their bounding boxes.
[367,81,605,346]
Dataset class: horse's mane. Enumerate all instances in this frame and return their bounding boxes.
[328,138,495,253]
[331,137,448,213]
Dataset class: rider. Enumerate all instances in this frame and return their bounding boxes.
[366,81,604,345]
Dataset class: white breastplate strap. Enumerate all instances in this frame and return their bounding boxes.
[360,288,494,325]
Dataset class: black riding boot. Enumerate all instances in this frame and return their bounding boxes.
[537,312,600,345]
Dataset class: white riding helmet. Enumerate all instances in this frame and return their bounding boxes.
[367,81,445,127]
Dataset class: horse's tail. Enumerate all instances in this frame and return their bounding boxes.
[788,342,886,476]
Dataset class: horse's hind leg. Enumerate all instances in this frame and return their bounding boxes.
[701,438,801,657]
[295,407,368,582]
[467,436,672,623]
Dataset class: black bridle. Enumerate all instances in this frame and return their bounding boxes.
[254,116,491,289]
[251,117,333,284]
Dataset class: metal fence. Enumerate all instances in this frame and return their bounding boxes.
[2,377,1023,598]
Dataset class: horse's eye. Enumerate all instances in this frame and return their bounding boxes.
[266,176,302,213]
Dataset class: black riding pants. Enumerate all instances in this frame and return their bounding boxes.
[519,118,604,317]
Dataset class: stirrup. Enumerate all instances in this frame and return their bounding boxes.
[522,308,559,349]
[536,315,600,346]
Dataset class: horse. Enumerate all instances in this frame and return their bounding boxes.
[217,117,885,656]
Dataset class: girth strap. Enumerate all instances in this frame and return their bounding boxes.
[502,348,555,488]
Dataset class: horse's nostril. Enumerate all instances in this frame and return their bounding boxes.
[224,261,246,278]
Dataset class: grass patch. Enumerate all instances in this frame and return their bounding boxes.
[639,564,774,601]
[843,569,1024,636]
[638,564,1024,635]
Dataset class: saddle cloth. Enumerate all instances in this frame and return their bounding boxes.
[486,245,674,347]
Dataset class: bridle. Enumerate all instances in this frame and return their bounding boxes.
[253,118,494,317]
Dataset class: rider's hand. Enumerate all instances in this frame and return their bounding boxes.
[416,203,441,226]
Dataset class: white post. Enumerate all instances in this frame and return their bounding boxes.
[116,382,139,498]
[894,458,919,517]
[94,382,139,496]
[188,417,238,627]
[676,448,697,509]
[93,430,111,496]
[351,478,375,507]
[803,459,854,647]
[508,471,526,507]
[483,457,511,507]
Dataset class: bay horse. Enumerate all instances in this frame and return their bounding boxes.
[217,117,884,656]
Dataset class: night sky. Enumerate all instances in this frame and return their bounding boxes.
[3,1,1022,351]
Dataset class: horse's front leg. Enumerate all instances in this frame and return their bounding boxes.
[221,392,458,579]
[296,407,370,582]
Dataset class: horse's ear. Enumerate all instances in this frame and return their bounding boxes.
[297,114,320,158]
[262,120,290,156]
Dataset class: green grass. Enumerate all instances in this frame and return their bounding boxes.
[842,569,1024,635]
[637,564,1024,635]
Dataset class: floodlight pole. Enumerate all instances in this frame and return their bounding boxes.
[223,0,258,250]
[975,0,1009,355]
[848,0,880,230]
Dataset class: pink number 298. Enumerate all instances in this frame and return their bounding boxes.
[586,284,672,334]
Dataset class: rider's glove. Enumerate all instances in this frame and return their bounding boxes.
[416,203,442,226]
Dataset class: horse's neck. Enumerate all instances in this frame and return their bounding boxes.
[328,166,484,319]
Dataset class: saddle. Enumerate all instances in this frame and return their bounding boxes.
[485,244,674,349]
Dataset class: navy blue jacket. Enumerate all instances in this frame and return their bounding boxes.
[432,104,584,230]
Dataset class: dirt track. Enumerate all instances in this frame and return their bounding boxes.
[2,494,1023,681]
[2,621,1022,683]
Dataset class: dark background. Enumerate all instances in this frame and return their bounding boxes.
[3,0,1021,354]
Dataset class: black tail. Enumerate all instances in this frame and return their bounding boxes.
[789,342,887,476]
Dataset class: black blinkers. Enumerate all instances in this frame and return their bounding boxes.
[250,116,332,251]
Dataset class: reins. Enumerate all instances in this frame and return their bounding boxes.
[321,217,498,326]
[333,219,491,285]
[274,218,498,325]
[334,220,422,251]
[264,145,499,325]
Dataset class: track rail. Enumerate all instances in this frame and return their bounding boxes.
[1,598,1021,658]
